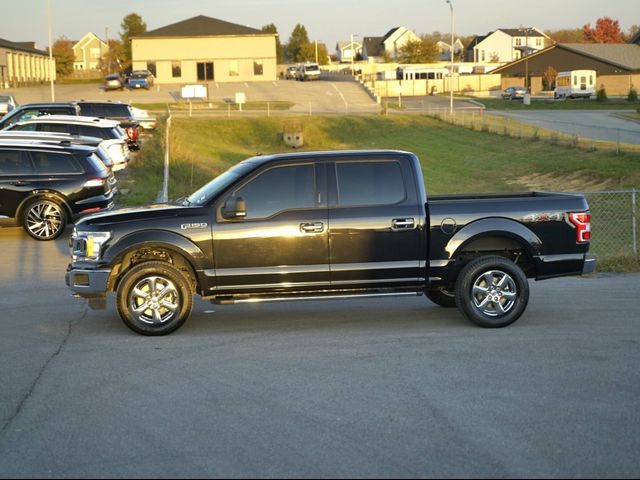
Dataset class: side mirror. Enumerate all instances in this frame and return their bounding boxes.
[222,196,247,219]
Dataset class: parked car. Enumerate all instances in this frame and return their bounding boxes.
[66,149,595,335]
[296,62,321,81]
[284,65,298,80]
[103,73,125,91]
[0,94,17,116]
[75,101,141,150]
[0,102,80,130]
[501,86,527,100]
[0,131,117,173]
[0,140,115,240]
[126,70,154,90]
[5,115,131,170]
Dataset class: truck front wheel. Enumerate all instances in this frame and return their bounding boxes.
[116,261,193,336]
[455,256,529,328]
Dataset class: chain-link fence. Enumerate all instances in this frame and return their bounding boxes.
[585,190,638,259]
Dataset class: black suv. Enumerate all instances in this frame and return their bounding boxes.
[0,102,79,130]
[0,141,115,240]
[76,101,141,150]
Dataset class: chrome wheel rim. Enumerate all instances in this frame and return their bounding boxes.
[26,201,63,239]
[471,270,517,317]
[129,276,180,325]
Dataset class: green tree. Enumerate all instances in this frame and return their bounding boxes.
[51,36,75,77]
[297,42,329,65]
[397,36,439,63]
[261,23,284,64]
[287,24,310,62]
[120,13,147,68]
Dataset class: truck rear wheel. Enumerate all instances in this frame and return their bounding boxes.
[455,256,529,328]
[116,261,193,336]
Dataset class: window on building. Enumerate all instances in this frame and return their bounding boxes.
[253,60,263,76]
[515,38,522,46]
[90,47,101,59]
[197,62,214,81]
[481,50,485,62]
[536,38,542,46]
[229,60,239,77]
[172,61,182,78]
[146,62,156,77]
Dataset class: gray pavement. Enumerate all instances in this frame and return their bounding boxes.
[0,225,639,478]
[485,110,640,145]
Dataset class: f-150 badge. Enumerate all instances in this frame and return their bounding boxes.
[181,223,208,230]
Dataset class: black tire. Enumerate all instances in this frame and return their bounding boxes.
[22,198,67,241]
[426,287,457,308]
[116,261,193,336]
[455,256,529,328]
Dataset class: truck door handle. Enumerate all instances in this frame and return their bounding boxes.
[300,222,324,233]
[392,218,416,230]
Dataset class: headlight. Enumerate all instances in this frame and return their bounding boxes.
[72,231,111,261]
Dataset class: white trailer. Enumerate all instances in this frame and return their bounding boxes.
[554,70,596,99]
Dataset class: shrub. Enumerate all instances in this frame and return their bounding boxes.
[628,85,638,102]
[596,85,608,102]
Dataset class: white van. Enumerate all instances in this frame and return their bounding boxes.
[554,70,596,99]
[296,63,321,81]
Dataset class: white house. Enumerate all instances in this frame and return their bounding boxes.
[472,28,550,63]
[437,38,465,61]
[361,27,420,62]
[73,32,108,71]
[336,40,363,63]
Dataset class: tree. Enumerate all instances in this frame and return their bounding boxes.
[297,42,329,65]
[544,28,584,43]
[120,13,147,67]
[583,17,625,44]
[397,36,439,64]
[51,36,75,77]
[261,23,285,64]
[287,24,310,62]
[102,39,126,74]
[542,65,557,91]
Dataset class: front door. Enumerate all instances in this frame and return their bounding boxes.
[327,156,424,289]
[0,149,36,220]
[197,62,214,82]
[212,162,329,294]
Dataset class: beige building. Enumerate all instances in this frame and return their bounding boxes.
[0,38,55,88]
[131,15,277,84]
[73,32,109,71]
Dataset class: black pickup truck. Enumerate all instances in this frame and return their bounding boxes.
[66,150,595,335]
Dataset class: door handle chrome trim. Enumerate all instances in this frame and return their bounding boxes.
[300,222,324,233]
[391,218,416,230]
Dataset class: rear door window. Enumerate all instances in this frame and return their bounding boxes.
[0,149,34,175]
[30,151,83,174]
[78,125,109,139]
[39,123,78,134]
[335,161,406,207]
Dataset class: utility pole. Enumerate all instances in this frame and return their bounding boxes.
[47,0,55,101]
[446,0,454,114]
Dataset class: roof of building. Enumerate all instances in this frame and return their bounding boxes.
[135,15,265,38]
[498,28,546,38]
[0,38,48,55]
[492,43,640,73]
[465,35,488,52]
[363,36,385,57]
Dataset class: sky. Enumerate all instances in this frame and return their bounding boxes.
[2,0,638,51]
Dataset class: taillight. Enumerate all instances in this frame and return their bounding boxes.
[84,178,106,188]
[126,127,138,141]
[568,212,591,243]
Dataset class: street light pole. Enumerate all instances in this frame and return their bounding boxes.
[46,0,55,101]
[446,0,454,114]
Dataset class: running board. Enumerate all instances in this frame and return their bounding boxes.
[210,291,422,305]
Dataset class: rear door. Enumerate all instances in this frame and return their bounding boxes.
[327,155,424,289]
[0,148,36,220]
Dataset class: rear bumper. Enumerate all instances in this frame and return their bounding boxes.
[582,253,597,275]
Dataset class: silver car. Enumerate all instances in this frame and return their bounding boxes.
[501,86,527,100]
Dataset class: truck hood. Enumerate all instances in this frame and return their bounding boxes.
[76,204,198,228]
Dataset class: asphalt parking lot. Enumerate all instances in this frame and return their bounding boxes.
[0,225,639,478]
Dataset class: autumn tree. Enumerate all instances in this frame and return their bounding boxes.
[544,28,584,43]
[397,36,439,64]
[261,23,284,64]
[542,65,558,91]
[102,39,126,74]
[583,17,625,43]
[286,24,310,62]
[51,36,75,77]
[120,13,147,68]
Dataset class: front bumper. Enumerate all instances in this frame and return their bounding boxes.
[66,266,112,296]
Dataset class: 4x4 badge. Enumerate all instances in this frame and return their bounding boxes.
[181,223,208,230]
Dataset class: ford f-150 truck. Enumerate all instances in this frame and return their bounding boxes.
[66,150,596,335]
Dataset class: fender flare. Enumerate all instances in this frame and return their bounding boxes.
[444,217,542,259]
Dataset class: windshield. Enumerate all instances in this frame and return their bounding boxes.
[186,161,257,206]
[305,65,319,72]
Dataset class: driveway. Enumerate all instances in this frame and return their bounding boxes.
[486,110,640,145]
[0,225,639,477]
